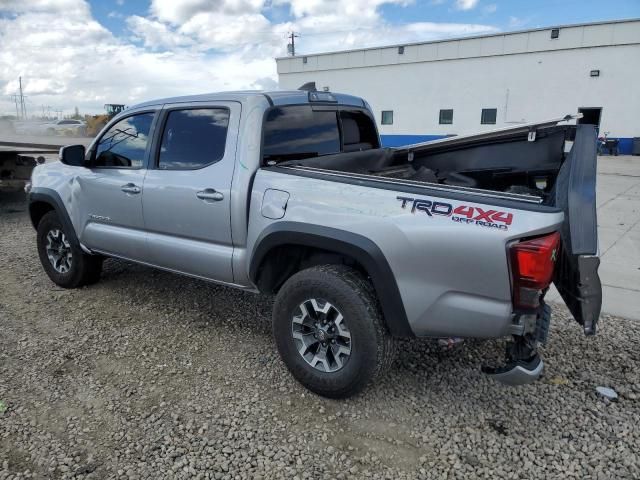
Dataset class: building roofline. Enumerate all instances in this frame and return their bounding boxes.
[275,17,640,61]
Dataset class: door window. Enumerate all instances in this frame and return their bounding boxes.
[94,113,154,168]
[157,108,230,170]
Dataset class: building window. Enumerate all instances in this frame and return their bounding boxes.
[381,110,393,125]
[302,56,308,64]
[398,46,405,54]
[439,109,453,125]
[551,28,559,39]
[481,108,497,125]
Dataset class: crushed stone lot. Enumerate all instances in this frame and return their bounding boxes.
[1,191,639,480]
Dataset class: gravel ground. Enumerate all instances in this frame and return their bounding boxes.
[1,191,639,480]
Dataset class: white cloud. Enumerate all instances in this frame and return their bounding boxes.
[0,3,277,115]
[454,0,479,11]
[126,15,194,49]
[0,0,500,116]
[277,0,411,19]
[0,0,88,14]
[508,16,530,28]
[150,0,266,24]
[483,3,497,14]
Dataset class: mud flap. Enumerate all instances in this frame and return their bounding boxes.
[553,125,602,334]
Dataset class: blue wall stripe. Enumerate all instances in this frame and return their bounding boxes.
[380,134,635,155]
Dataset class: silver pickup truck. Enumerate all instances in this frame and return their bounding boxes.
[27,88,601,398]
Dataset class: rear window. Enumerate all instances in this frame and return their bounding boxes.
[262,105,379,164]
[263,106,340,163]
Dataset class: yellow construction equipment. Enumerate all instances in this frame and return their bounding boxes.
[85,104,125,137]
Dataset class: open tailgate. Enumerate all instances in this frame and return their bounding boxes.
[553,124,602,334]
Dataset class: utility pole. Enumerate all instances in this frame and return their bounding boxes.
[18,76,27,119]
[287,31,299,56]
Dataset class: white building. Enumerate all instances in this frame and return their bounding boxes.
[277,19,640,154]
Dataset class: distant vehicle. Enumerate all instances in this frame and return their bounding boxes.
[36,119,86,136]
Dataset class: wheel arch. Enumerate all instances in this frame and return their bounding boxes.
[29,188,81,248]
[249,222,414,338]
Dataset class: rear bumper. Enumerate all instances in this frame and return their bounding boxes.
[410,291,514,338]
[410,292,553,340]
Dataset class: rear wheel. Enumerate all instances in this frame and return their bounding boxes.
[273,265,395,398]
[36,211,103,288]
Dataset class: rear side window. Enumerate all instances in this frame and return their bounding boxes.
[339,110,379,152]
[263,106,340,163]
[158,108,230,170]
[94,112,154,168]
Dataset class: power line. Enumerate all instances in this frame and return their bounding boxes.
[9,94,20,119]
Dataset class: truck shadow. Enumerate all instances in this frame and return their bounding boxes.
[97,257,503,388]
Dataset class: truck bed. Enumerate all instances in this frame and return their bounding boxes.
[276,119,575,207]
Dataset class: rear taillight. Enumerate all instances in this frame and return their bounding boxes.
[510,231,560,309]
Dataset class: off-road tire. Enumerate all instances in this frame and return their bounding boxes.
[36,211,103,288]
[273,264,395,398]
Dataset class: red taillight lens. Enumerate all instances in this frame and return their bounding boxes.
[510,231,560,309]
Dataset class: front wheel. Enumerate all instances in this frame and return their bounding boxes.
[36,211,103,288]
[273,265,395,398]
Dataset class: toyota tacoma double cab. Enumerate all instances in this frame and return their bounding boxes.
[27,87,601,398]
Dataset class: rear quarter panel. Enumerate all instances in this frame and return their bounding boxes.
[248,169,564,338]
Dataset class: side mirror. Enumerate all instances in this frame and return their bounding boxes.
[59,144,86,167]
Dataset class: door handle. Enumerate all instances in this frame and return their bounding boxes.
[196,189,224,202]
[121,183,141,194]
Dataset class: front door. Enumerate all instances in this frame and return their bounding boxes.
[77,110,157,261]
[141,102,240,284]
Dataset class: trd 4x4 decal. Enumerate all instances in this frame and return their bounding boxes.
[397,196,513,230]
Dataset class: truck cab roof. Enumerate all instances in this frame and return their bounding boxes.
[129,90,368,110]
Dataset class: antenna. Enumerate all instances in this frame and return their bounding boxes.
[287,31,300,56]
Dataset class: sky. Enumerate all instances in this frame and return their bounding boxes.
[1,0,639,117]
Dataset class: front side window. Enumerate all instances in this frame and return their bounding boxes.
[381,110,393,125]
[263,105,340,163]
[439,109,453,125]
[94,113,154,168]
[158,108,230,170]
[481,108,497,125]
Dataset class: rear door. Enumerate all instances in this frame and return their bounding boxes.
[141,102,240,284]
[553,124,602,334]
